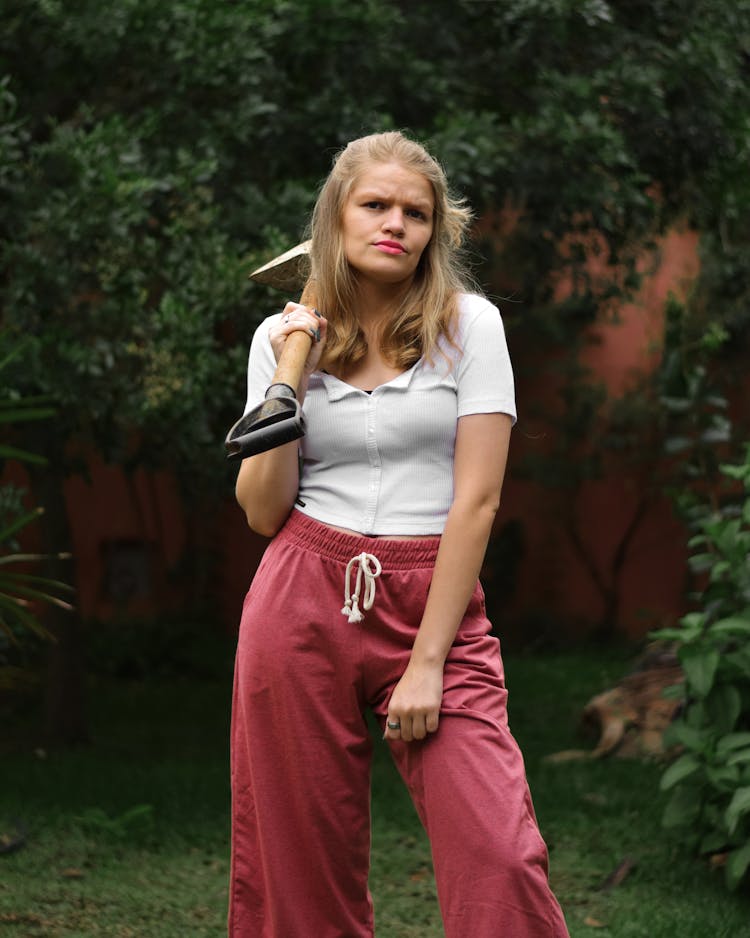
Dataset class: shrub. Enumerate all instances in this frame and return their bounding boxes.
[0,337,72,690]
[652,444,750,890]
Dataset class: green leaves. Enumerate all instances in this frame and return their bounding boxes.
[660,753,702,791]
[726,841,750,891]
[2,107,250,480]
[726,788,750,837]
[681,647,720,699]
[654,447,750,890]
[0,336,73,652]
[0,341,56,466]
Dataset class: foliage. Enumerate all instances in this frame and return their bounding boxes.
[0,338,73,675]
[658,294,734,488]
[75,804,156,846]
[652,445,750,890]
[1,1,748,475]
[1,98,250,485]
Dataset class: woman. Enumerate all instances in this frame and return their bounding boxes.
[230,131,569,938]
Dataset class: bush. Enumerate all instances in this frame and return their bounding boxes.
[0,337,72,691]
[652,444,750,890]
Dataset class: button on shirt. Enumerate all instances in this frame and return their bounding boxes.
[242,293,516,536]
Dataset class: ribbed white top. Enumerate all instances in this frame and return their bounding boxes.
[243,293,516,535]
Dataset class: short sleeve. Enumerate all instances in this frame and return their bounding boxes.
[455,297,517,423]
[242,314,282,416]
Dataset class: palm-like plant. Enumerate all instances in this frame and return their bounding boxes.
[0,337,73,682]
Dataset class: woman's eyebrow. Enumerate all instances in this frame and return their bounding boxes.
[356,189,433,212]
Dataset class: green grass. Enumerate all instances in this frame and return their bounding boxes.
[1,647,749,936]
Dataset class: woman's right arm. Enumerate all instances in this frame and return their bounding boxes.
[235,439,302,538]
[235,303,326,537]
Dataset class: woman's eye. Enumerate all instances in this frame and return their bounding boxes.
[406,208,426,220]
[365,200,384,210]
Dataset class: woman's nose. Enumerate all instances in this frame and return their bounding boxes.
[382,207,405,234]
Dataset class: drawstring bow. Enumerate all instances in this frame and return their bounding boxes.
[341,552,382,623]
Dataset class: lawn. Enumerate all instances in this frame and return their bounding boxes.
[1,642,749,937]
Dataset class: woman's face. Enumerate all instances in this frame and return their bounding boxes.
[340,162,434,288]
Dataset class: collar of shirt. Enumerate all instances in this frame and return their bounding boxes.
[317,359,422,401]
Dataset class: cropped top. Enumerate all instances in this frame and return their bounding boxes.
[243,292,516,535]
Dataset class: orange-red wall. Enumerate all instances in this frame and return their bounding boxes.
[494,226,700,639]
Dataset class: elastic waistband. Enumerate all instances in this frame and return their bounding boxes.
[278,510,440,570]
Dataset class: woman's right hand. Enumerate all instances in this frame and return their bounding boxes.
[268,302,328,379]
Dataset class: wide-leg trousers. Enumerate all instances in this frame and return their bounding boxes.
[229,510,569,938]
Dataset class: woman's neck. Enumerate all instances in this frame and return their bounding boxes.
[351,275,410,333]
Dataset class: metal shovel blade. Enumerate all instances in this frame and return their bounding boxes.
[249,240,311,292]
[225,394,306,460]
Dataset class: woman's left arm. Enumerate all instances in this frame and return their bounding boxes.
[384,411,513,742]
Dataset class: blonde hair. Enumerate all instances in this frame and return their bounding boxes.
[301,131,475,371]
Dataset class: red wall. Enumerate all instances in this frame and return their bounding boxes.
[495,226,700,639]
[61,457,267,627]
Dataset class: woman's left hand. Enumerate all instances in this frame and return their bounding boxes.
[384,659,444,742]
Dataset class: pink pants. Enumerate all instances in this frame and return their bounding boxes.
[229,511,569,938]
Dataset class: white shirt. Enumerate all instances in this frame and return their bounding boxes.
[244,293,516,535]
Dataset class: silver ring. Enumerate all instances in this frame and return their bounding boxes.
[387,721,401,730]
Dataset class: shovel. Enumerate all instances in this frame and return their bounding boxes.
[224,242,313,460]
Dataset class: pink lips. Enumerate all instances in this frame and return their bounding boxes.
[374,240,406,255]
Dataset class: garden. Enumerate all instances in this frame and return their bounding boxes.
[2,2,750,935]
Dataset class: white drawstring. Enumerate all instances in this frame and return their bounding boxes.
[341,552,382,623]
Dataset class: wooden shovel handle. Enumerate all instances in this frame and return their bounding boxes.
[272,329,313,396]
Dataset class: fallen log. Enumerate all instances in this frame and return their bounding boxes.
[547,644,683,762]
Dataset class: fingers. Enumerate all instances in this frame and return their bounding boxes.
[268,303,327,372]
[383,664,443,743]
[278,302,324,343]
[384,717,403,741]
[383,710,439,743]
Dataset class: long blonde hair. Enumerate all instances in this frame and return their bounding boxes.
[301,131,475,371]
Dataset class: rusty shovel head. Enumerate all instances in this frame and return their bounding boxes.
[249,240,311,292]
[225,385,306,460]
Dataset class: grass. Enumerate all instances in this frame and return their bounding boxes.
[1,644,750,937]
